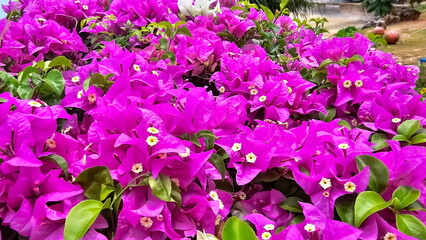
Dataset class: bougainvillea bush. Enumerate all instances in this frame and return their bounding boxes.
[0,0,425,239]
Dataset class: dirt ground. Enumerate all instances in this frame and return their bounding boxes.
[375,12,426,65]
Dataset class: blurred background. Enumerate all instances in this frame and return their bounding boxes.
[0,0,7,18]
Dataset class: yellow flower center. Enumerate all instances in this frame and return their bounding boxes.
[209,191,219,200]
[77,90,83,99]
[259,95,267,102]
[28,101,42,107]
[219,86,226,93]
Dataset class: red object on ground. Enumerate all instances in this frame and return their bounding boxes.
[384,30,400,44]
[372,27,385,36]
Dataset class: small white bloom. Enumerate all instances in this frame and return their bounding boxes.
[304,223,316,232]
[77,90,83,99]
[133,64,141,72]
[71,76,80,83]
[178,0,221,17]
[209,191,219,201]
[263,224,275,231]
[355,80,363,88]
[178,147,191,158]
[147,127,159,134]
[319,177,332,189]
[391,118,401,123]
[343,80,352,88]
[344,181,356,193]
[245,152,257,163]
[231,143,242,152]
[132,163,143,173]
[146,136,159,146]
[259,95,267,102]
[338,143,349,149]
[82,4,88,10]
[28,101,42,107]
[261,232,272,240]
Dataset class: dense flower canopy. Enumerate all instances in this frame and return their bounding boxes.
[0,0,425,239]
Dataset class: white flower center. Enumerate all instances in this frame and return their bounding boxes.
[343,80,352,88]
[304,223,316,232]
[259,95,267,102]
[178,147,191,158]
[261,232,272,240]
[344,181,356,193]
[391,118,401,123]
[147,127,159,134]
[338,143,349,149]
[71,76,80,83]
[355,80,363,88]
[263,224,275,231]
[231,143,242,152]
[133,64,141,72]
[132,163,143,173]
[28,101,42,107]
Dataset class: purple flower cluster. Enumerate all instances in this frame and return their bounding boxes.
[0,0,425,239]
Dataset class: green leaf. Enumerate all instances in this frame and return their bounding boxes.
[48,56,72,68]
[17,85,34,99]
[319,108,336,122]
[190,134,202,147]
[39,154,69,180]
[396,214,426,240]
[356,155,389,193]
[405,201,426,212]
[354,191,391,228]
[397,120,420,139]
[222,217,257,240]
[280,0,289,10]
[196,130,218,139]
[279,197,303,213]
[335,194,356,226]
[209,153,226,180]
[171,180,182,206]
[230,5,246,11]
[319,58,334,68]
[159,38,169,51]
[371,133,389,151]
[289,215,305,225]
[412,133,426,144]
[346,55,364,64]
[392,134,408,142]
[338,120,351,130]
[0,71,19,90]
[175,26,193,38]
[75,166,115,201]
[148,174,174,202]
[259,4,274,22]
[43,69,65,96]
[64,200,104,240]
[392,186,420,210]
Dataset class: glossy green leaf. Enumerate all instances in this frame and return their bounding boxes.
[412,133,426,144]
[397,120,420,139]
[371,133,389,151]
[48,56,72,68]
[75,166,115,201]
[396,214,426,240]
[280,0,289,10]
[356,155,389,193]
[159,38,169,51]
[346,55,364,64]
[338,120,351,130]
[279,197,303,213]
[17,85,34,99]
[0,71,18,89]
[43,69,65,96]
[392,134,408,142]
[259,5,274,22]
[289,215,305,225]
[209,153,226,180]
[222,217,257,240]
[196,130,218,139]
[392,186,420,210]
[335,194,356,226]
[190,134,202,147]
[148,174,174,202]
[175,26,193,38]
[405,201,426,212]
[171,180,182,207]
[354,191,391,228]
[64,200,103,240]
[39,154,69,180]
